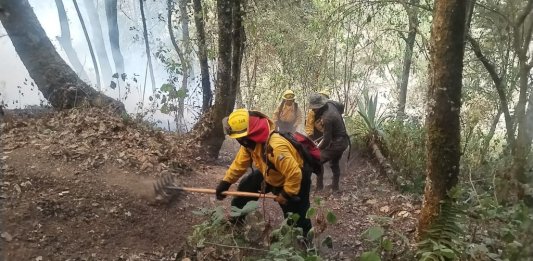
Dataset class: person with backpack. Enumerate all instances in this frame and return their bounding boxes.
[215,108,313,235]
[305,90,330,140]
[308,93,349,192]
[272,89,302,133]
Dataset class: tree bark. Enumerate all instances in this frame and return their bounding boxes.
[193,0,240,159]
[105,0,125,74]
[0,0,124,112]
[82,0,113,87]
[418,0,467,238]
[231,0,244,109]
[467,35,514,147]
[139,0,156,93]
[54,0,89,81]
[510,2,533,202]
[397,0,419,118]
[193,0,212,112]
[177,0,190,129]
[72,0,101,90]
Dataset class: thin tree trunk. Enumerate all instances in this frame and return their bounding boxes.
[193,0,237,159]
[73,0,101,90]
[231,0,244,110]
[193,0,212,112]
[468,35,514,146]
[177,0,190,129]
[418,0,467,238]
[139,0,156,93]
[82,0,113,87]
[105,0,125,74]
[0,0,124,112]
[480,108,502,162]
[168,0,187,130]
[510,2,533,202]
[55,0,89,81]
[397,0,419,118]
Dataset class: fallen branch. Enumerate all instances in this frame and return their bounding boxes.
[369,136,404,187]
[203,241,268,252]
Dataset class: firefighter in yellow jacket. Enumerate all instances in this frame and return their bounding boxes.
[305,90,329,140]
[272,90,302,133]
[215,109,312,235]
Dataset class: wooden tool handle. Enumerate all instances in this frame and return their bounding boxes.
[178,187,277,199]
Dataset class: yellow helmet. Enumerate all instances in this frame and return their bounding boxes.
[223,108,249,139]
[282,89,295,100]
[318,90,330,99]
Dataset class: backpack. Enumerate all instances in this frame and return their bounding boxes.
[264,131,322,176]
[328,100,344,115]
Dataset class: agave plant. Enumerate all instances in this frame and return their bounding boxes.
[356,90,389,140]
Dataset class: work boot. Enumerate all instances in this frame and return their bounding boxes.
[331,175,340,192]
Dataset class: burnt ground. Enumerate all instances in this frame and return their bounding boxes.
[0,109,420,260]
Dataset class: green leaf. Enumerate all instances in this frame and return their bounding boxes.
[290,213,300,223]
[314,197,322,206]
[365,226,384,242]
[382,238,393,251]
[321,236,333,248]
[306,207,317,219]
[160,83,174,92]
[360,251,381,261]
[326,211,337,224]
[439,248,456,259]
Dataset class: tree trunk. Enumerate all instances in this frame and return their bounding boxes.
[168,0,187,130]
[397,0,419,118]
[230,0,244,109]
[177,0,190,130]
[418,0,467,238]
[105,0,125,74]
[82,0,113,87]
[510,2,533,203]
[193,0,240,159]
[467,35,515,147]
[0,0,124,112]
[72,0,101,91]
[139,0,156,93]
[193,0,212,112]
[54,0,89,81]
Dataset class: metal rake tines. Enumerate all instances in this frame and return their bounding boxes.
[153,174,180,200]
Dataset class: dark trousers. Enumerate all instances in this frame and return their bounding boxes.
[317,149,344,190]
[231,167,312,236]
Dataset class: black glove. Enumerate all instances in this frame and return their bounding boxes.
[215,180,231,200]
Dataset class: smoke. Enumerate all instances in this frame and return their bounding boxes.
[0,0,205,130]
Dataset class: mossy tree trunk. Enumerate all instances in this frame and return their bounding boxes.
[0,0,124,112]
[417,0,467,238]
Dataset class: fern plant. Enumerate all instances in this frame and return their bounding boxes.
[416,192,465,261]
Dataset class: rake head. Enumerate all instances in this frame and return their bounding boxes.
[153,174,183,205]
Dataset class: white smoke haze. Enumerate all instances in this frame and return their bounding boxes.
[0,0,206,130]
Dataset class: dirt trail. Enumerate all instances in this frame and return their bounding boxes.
[1,110,420,260]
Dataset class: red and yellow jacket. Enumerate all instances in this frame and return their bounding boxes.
[222,120,304,196]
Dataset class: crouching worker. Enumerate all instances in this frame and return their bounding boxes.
[215,108,312,236]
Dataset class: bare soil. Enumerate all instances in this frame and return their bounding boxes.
[1,109,420,260]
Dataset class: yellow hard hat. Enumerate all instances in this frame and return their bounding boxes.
[282,90,295,100]
[318,90,330,99]
[222,108,249,139]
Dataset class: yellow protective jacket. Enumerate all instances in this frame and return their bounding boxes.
[305,109,324,137]
[272,102,302,126]
[222,129,304,196]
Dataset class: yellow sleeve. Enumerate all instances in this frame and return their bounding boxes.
[223,147,251,183]
[271,144,302,196]
[305,110,315,137]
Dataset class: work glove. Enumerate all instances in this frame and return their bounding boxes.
[274,191,291,205]
[215,180,231,200]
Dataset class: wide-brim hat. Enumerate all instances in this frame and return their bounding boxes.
[308,93,328,109]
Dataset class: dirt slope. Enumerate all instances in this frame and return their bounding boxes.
[1,109,420,260]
